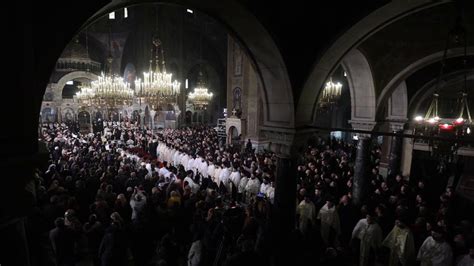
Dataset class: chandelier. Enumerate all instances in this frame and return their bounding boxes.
[134,36,180,110]
[188,70,213,110]
[75,26,134,108]
[90,71,134,106]
[75,70,134,108]
[413,17,472,162]
[318,77,342,111]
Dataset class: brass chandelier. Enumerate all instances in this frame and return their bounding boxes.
[188,70,213,110]
[413,17,472,162]
[318,77,342,112]
[134,35,180,110]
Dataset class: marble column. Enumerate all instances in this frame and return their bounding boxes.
[387,131,403,178]
[352,137,371,206]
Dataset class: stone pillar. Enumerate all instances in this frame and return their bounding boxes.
[387,131,403,178]
[0,218,30,266]
[272,152,296,264]
[352,137,371,206]
[150,110,156,132]
[400,129,414,177]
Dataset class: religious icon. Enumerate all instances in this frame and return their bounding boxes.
[233,87,242,111]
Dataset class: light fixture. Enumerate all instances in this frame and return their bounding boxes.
[75,23,134,109]
[188,74,213,110]
[318,76,342,112]
[188,21,213,111]
[412,16,471,162]
[134,17,180,110]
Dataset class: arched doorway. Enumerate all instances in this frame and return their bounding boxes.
[78,110,91,133]
[228,126,240,145]
[185,111,192,125]
[95,111,103,121]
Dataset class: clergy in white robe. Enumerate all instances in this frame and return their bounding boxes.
[219,166,231,191]
[184,174,200,194]
[182,154,190,170]
[207,162,215,181]
[187,157,196,175]
[417,233,452,266]
[265,182,275,204]
[199,159,208,178]
[317,201,341,246]
[259,178,270,195]
[238,175,248,203]
[296,196,316,235]
[382,220,416,266]
[213,166,221,184]
[352,215,383,266]
[229,169,241,189]
[245,175,260,202]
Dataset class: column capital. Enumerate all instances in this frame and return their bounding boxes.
[387,119,407,132]
[348,119,376,131]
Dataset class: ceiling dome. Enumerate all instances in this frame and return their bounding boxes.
[60,38,90,60]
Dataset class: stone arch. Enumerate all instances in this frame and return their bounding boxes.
[386,81,408,122]
[81,0,294,129]
[53,71,98,101]
[297,0,449,126]
[340,48,376,124]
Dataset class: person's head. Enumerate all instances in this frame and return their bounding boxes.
[366,213,375,224]
[326,198,335,208]
[110,212,123,227]
[418,180,425,189]
[416,194,423,204]
[395,174,403,182]
[431,226,445,242]
[134,193,143,202]
[88,214,97,224]
[315,187,322,197]
[54,217,65,228]
[340,195,349,205]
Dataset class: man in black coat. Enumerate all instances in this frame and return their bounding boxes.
[49,217,76,266]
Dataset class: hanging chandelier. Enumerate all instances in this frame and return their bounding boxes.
[318,77,342,112]
[134,36,180,110]
[75,25,134,109]
[188,70,213,110]
[75,64,134,108]
[413,17,472,162]
[90,71,134,106]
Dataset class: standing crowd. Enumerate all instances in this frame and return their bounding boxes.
[26,121,474,266]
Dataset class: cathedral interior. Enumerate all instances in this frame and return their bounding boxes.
[6,0,474,265]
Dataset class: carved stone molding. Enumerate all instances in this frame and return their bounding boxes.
[349,120,376,131]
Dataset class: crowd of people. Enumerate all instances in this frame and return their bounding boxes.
[26,121,474,266]
[293,137,474,266]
